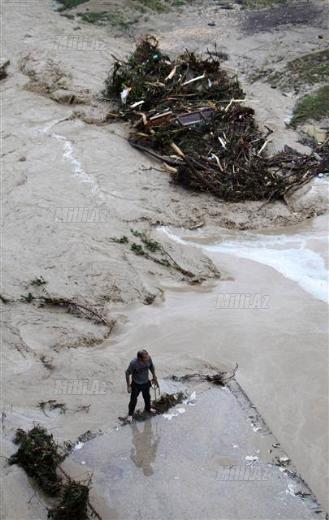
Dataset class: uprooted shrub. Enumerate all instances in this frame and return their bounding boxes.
[8,426,64,495]
[9,426,96,520]
[48,480,89,520]
[104,36,327,202]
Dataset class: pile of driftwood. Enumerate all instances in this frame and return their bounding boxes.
[104,36,326,202]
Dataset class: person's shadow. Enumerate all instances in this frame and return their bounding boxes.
[130,419,160,477]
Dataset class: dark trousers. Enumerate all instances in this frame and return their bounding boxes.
[129,381,151,415]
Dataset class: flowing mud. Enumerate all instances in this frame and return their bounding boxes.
[1,0,329,518]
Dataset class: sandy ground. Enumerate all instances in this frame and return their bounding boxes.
[1,0,329,518]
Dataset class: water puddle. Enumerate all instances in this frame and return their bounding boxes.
[69,386,323,519]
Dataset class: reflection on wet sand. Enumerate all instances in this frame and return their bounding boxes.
[130,420,160,477]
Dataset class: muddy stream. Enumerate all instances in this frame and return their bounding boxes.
[107,215,328,511]
[2,0,329,517]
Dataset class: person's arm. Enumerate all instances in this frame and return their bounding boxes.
[126,363,132,393]
[149,358,158,386]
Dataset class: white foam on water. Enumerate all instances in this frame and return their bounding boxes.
[163,412,178,421]
[184,390,197,406]
[53,133,104,199]
[39,121,105,200]
[286,482,299,497]
[161,227,329,304]
[245,455,259,462]
[163,406,186,420]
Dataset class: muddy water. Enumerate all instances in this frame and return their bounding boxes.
[3,1,329,515]
[110,215,328,510]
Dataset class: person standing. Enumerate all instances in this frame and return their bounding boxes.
[125,349,158,422]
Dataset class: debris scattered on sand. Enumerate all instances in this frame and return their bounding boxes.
[206,372,233,386]
[275,455,291,467]
[172,364,238,386]
[105,36,326,202]
[111,229,198,279]
[73,404,91,414]
[38,400,67,416]
[64,430,102,454]
[20,290,114,331]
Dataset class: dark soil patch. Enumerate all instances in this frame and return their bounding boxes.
[241,0,325,33]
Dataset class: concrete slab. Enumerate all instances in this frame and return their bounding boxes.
[68,383,324,520]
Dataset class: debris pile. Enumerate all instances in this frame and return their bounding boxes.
[48,480,89,520]
[119,391,185,423]
[152,392,185,414]
[9,426,64,495]
[9,426,98,520]
[105,37,326,202]
[20,291,114,331]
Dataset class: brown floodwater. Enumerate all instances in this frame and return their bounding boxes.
[110,214,328,510]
